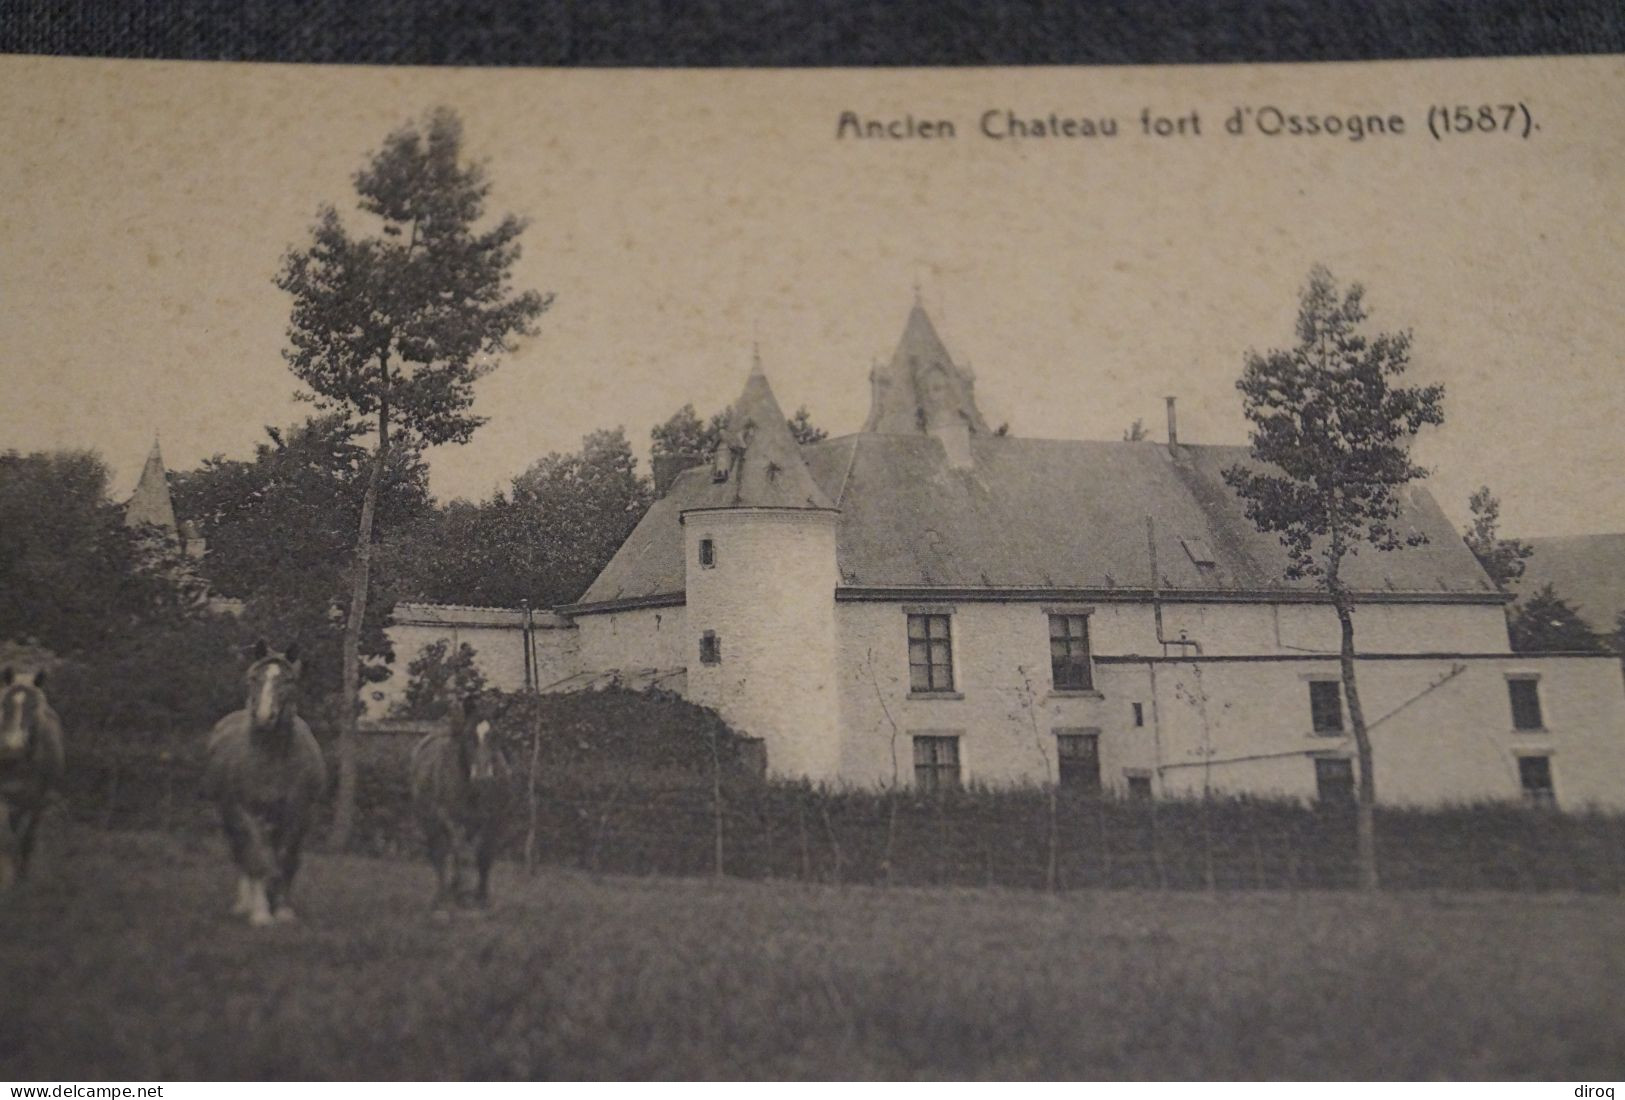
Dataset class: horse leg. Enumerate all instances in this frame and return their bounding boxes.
[424,817,453,912]
[0,815,16,890]
[456,827,485,908]
[232,875,254,916]
[449,827,470,907]
[268,814,306,923]
[14,805,43,881]
[473,826,495,909]
[222,804,275,925]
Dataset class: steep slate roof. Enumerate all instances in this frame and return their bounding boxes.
[681,358,836,514]
[1517,534,1625,633]
[124,439,177,533]
[573,431,1498,608]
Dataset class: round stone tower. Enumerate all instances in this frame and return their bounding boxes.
[681,356,842,779]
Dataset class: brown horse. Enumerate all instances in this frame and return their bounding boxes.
[203,641,326,925]
[410,694,512,912]
[0,669,65,888]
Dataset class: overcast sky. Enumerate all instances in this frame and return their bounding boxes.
[1,56,1621,537]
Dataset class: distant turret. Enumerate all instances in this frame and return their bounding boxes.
[125,438,178,537]
[863,301,990,468]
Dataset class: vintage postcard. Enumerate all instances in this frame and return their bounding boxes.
[1,53,1622,1083]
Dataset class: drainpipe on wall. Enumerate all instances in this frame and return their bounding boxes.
[1146,515,1202,657]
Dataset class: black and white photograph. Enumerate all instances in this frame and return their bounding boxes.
[1,46,1623,1083]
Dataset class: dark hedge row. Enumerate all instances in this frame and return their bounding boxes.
[55,687,1625,893]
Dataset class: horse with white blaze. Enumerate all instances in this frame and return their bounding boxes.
[203,641,327,925]
[410,693,512,912]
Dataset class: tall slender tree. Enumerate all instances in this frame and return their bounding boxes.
[1223,266,1444,890]
[276,108,550,844]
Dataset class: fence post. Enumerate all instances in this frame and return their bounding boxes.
[1097,797,1113,889]
[881,788,898,888]
[1201,796,1217,892]
[797,796,811,881]
[1150,796,1168,890]
[819,798,843,885]
[1046,787,1059,892]
[523,726,540,875]
[710,725,725,880]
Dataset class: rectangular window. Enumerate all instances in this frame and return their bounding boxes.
[698,537,716,568]
[699,630,721,665]
[1049,613,1094,691]
[1508,678,1544,731]
[907,614,955,693]
[1056,730,1101,793]
[1125,771,1153,800]
[1132,702,1145,728]
[1309,680,1344,734]
[912,735,960,791]
[1315,757,1355,805]
[1518,755,1555,807]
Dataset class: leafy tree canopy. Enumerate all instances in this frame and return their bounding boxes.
[0,449,195,657]
[650,402,827,461]
[1509,584,1609,653]
[170,414,434,701]
[1463,486,1533,592]
[395,427,653,609]
[1223,265,1446,587]
[395,639,486,720]
[276,108,551,450]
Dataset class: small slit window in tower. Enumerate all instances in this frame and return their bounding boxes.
[699,538,716,568]
[700,630,721,665]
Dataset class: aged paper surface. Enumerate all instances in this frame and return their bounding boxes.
[2,54,1624,1084]
[1,54,1620,535]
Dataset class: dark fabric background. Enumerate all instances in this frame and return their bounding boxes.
[2,1,1622,66]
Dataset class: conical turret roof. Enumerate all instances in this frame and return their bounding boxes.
[686,355,835,513]
[863,302,991,436]
[125,439,178,533]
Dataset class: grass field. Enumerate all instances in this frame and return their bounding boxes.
[3,824,1623,1080]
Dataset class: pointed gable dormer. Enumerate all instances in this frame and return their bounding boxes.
[704,353,836,512]
[863,300,991,439]
[125,438,178,534]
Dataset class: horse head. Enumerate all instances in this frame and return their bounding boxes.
[0,668,48,764]
[245,640,302,735]
[450,693,506,787]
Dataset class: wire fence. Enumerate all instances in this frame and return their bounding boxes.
[60,741,1625,894]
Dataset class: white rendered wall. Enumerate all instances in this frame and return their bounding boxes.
[371,619,580,718]
[684,509,842,779]
[833,598,1625,808]
[1048,599,1509,659]
[1136,655,1625,809]
[574,604,689,675]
